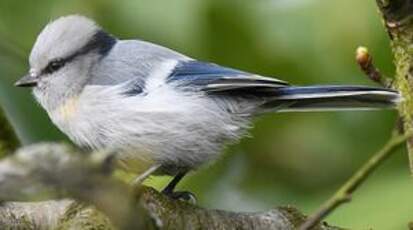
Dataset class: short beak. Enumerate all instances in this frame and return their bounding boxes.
[14,73,39,87]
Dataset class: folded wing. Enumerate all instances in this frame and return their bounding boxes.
[167,61,289,93]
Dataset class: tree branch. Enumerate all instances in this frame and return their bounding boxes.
[376,0,413,173]
[0,143,342,230]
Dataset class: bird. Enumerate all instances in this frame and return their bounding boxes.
[15,15,400,200]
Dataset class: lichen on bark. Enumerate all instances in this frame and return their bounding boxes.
[0,142,341,230]
[376,0,413,171]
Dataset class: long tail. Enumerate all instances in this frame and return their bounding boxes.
[260,85,401,112]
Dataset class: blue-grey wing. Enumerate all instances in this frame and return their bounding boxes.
[167,61,289,93]
[88,40,190,86]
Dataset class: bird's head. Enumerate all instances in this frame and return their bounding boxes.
[15,15,116,110]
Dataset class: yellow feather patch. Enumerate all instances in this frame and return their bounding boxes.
[55,96,79,122]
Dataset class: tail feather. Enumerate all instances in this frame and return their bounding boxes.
[260,85,400,112]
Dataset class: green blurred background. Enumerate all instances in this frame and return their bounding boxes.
[0,0,411,229]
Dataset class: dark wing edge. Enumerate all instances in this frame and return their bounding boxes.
[167,60,289,93]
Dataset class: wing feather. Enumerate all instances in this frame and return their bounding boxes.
[167,61,288,92]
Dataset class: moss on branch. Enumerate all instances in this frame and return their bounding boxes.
[0,143,341,230]
[376,0,413,172]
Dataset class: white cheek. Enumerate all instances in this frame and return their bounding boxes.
[36,77,48,88]
[32,86,48,111]
[33,77,51,97]
[32,74,60,110]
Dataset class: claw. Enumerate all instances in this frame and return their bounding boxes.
[163,190,197,204]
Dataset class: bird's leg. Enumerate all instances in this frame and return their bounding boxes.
[162,171,197,204]
[162,171,186,194]
[130,164,161,187]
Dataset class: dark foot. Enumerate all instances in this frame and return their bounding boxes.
[162,190,197,204]
[161,171,196,203]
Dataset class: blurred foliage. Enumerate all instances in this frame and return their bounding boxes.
[0,0,411,229]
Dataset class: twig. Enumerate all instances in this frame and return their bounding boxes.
[355,46,389,87]
[299,132,411,230]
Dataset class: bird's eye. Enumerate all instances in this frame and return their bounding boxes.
[45,59,65,74]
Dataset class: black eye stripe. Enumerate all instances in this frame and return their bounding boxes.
[41,30,116,76]
[43,59,66,74]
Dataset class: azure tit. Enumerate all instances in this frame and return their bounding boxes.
[16,15,400,200]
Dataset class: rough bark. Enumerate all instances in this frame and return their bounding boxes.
[376,0,413,172]
[0,142,341,230]
[0,190,338,230]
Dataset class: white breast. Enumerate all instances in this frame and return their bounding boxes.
[46,59,250,171]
